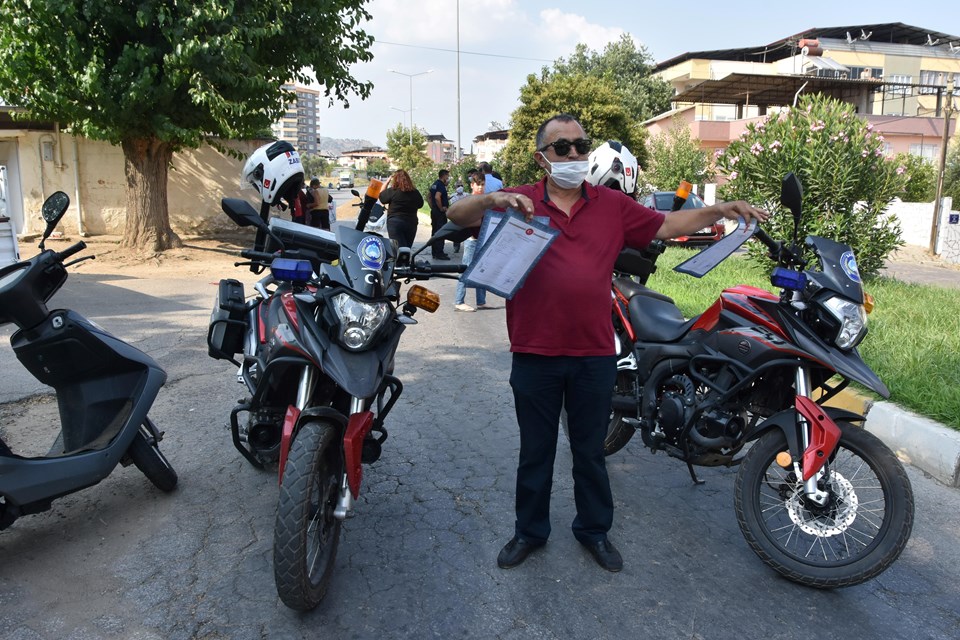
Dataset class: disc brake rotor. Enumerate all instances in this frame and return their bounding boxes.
[784,471,859,537]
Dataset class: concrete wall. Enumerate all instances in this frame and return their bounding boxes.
[9,131,264,237]
[885,197,959,263]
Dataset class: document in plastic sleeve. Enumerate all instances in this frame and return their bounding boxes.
[462,210,558,299]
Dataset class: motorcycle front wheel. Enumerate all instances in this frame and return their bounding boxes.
[274,421,343,611]
[734,421,914,588]
[127,423,178,492]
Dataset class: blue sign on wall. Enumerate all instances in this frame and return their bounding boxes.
[950,213,959,225]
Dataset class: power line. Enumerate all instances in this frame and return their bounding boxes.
[375,39,553,63]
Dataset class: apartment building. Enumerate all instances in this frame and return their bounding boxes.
[648,23,960,158]
[270,84,321,156]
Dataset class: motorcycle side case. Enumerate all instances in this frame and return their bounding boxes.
[208,279,247,360]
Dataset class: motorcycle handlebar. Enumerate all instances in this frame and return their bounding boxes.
[753,227,805,267]
[240,249,277,263]
[56,241,87,262]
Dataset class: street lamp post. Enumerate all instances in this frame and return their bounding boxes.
[388,69,433,145]
[390,106,415,143]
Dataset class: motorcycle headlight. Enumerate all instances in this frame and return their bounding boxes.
[331,292,391,351]
[822,296,867,349]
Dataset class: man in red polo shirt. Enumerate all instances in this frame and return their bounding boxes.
[447,113,768,572]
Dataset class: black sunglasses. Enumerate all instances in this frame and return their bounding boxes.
[538,138,592,156]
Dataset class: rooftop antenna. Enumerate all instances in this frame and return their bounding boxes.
[927,34,941,46]
[860,29,872,41]
[846,31,856,44]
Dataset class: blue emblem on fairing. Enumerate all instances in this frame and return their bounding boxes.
[358,236,385,270]
[840,251,861,283]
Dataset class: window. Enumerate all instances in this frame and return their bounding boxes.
[848,66,883,81]
[909,143,939,161]
[887,74,912,96]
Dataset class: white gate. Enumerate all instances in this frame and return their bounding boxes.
[0,165,20,266]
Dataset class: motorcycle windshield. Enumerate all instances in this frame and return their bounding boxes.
[327,225,396,298]
[804,236,864,303]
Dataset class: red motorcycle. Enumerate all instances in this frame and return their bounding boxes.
[589,174,914,588]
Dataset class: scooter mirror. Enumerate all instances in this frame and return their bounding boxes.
[41,191,70,224]
[38,191,70,249]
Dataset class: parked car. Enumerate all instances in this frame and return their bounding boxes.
[642,191,724,246]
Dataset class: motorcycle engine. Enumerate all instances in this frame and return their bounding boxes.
[656,375,696,441]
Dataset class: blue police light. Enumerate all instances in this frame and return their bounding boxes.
[771,267,806,291]
[271,258,313,282]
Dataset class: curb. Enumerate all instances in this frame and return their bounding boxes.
[825,391,960,487]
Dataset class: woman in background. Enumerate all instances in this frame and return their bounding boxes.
[378,169,424,249]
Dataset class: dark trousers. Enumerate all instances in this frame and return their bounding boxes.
[387,216,417,249]
[430,210,447,256]
[508,353,617,545]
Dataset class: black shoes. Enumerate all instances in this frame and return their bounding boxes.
[432,254,451,261]
[580,538,623,572]
[497,536,544,569]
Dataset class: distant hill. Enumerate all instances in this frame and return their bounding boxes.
[318,137,375,157]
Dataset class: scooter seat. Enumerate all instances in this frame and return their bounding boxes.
[613,277,674,304]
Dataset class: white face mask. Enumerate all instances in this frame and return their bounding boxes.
[543,157,589,189]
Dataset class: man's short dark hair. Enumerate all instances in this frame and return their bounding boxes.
[535,113,580,151]
[478,162,493,174]
[438,169,450,179]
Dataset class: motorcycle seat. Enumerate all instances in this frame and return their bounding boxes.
[613,277,674,304]
[627,292,697,343]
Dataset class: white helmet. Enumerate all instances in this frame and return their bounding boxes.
[242,141,304,205]
[587,140,638,196]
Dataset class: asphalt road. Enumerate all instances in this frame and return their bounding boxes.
[1,237,959,639]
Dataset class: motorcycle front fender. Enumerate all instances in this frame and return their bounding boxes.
[746,405,865,457]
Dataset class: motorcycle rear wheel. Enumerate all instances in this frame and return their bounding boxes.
[734,421,914,588]
[560,371,636,456]
[127,423,178,492]
[273,421,343,611]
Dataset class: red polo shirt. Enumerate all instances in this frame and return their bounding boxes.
[502,179,664,356]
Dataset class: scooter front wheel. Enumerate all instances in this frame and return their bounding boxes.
[273,420,343,611]
[128,424,178,492]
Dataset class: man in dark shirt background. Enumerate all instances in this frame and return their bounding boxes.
[429,169,451,260]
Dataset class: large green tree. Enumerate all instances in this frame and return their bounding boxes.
[550,34,672,124]
[499,73,644,186]
[385,124,431,171]
[0,1,373,252]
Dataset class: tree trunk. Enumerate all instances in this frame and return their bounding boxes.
[120,137,182,253]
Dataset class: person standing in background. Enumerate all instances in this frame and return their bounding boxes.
[378,169,424,249]
[428,169,451,260]
[479,161,503,193]
[308,178,332,230]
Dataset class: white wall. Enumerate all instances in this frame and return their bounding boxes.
[884,197,959,263]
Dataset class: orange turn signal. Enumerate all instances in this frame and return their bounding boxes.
[863,292,875,314]
[407,285,440,313]
[676,180,692,199]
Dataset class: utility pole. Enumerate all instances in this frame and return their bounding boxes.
[931,78,956,253]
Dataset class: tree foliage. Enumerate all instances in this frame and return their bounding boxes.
[644,118,715,193]
[385,124,431,172]
[892,153,937,202]
[943,135,960,203]
[0,0,373,252]
[550,34,672,124]
[301,154,333,182]
[715,95,906,277]
[499,74,645,186]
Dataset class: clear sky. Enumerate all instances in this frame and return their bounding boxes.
[314,0,960,151]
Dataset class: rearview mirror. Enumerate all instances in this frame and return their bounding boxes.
[780,173,803,225]
[221,198,267,229]
[38,191,70,249]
